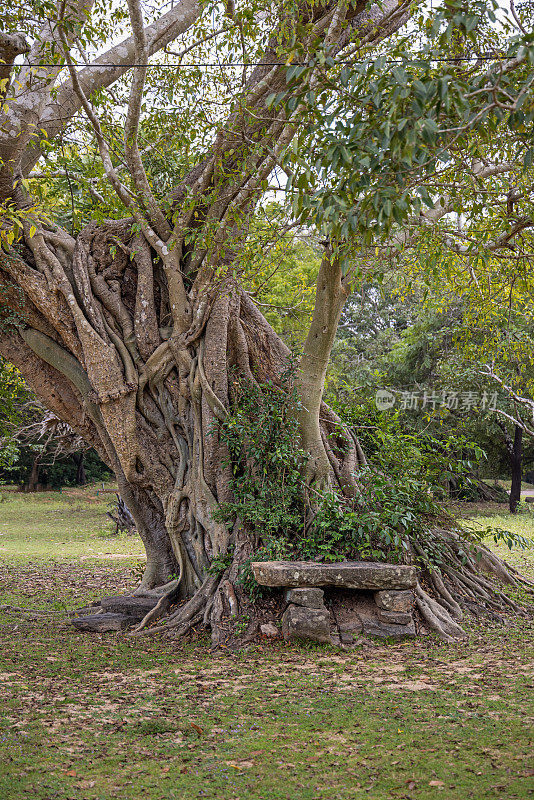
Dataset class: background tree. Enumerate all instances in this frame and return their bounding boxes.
[0,364,111,488]
[5,402,90,489]
[330,286,534,508]
[0,359,32,469]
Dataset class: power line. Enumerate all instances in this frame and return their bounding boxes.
[23,53,515,69]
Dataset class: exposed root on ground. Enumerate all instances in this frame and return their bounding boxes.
[129,529,533,646]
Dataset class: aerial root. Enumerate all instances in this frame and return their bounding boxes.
[427,569,463,621]
[415,585,468,642]
[131,574,219,637]
[221,580,238,617]
[133,579,182,632]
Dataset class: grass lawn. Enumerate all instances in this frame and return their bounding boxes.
[0,485,532,800]
[451,500,534,583]
[0,484,145,562]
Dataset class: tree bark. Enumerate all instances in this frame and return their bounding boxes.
[73,452,86,486]
[296,248,351,488]
[27,452,41,492]
[509,425,523,514]
[497,421,523,514]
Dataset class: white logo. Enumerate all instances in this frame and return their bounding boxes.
[375,389,395,410]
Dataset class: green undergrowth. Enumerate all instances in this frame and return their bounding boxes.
[216,373,453,568]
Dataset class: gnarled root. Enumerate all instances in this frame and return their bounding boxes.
[410,525,534,642]
[133,579,182,631]
[131,574,219,637]
[427,569,463,621]
[415,584,468,642]
[131,539,532,646]
[474,544,534,591]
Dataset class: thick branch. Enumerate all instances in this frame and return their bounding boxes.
[481,365,534,436]
[21,0,202,176]
[0,0,94,199]
[296,248,349,485]
[124,0,172,239]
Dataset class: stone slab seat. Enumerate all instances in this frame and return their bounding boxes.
[251,560,417,590]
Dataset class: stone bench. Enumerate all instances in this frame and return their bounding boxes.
[251,560,417,645]
[252,560,416,589]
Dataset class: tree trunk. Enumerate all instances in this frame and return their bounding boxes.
[0,225,363,599]
[27,453,41,492]
[509,425,523,514]
[296,248,352,490]
[497,421,523,514]
[73,452,86,485]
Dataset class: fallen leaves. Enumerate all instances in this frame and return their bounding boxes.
[76,779,96,789]
[1,514,532,800]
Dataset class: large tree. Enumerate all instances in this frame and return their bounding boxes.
[0,0,530,641]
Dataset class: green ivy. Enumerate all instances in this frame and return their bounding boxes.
[207,548,235,576]
[214,365,307,547]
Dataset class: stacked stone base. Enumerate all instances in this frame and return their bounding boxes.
[282,589,331,642]
[254,561,418,646]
